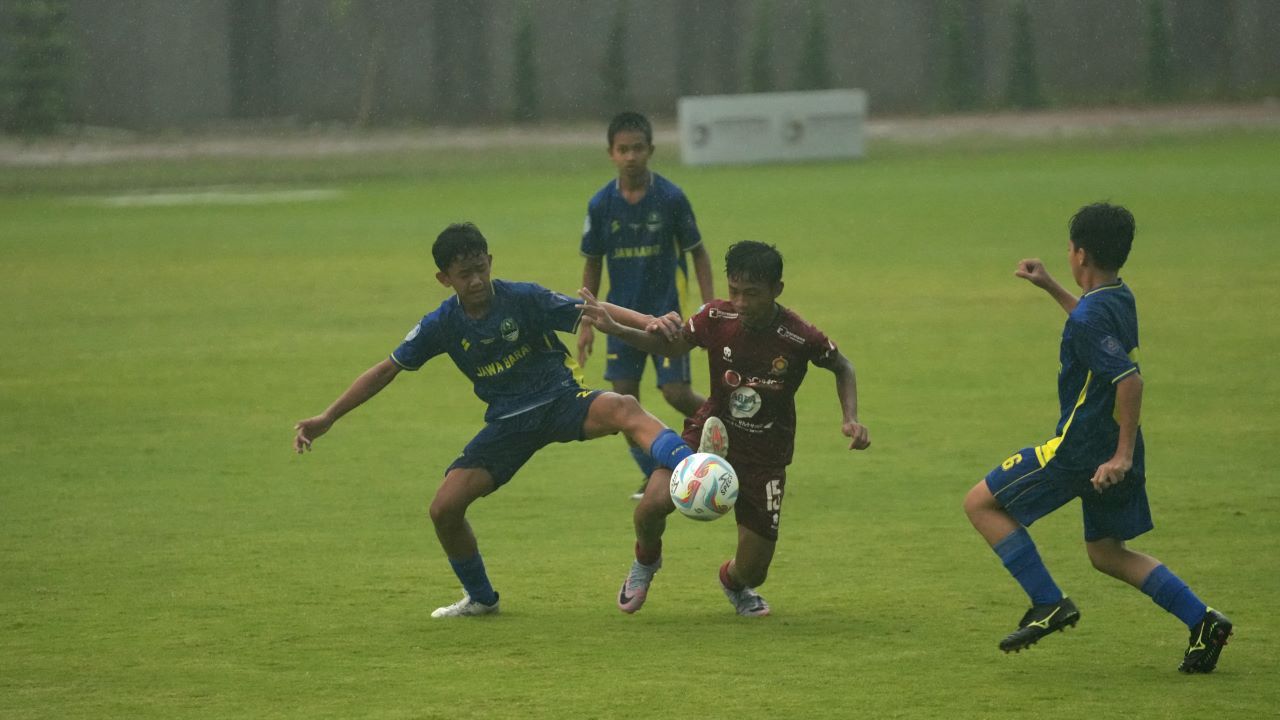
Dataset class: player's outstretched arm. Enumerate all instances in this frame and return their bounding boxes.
[1091,372,1142,492]
[1015,258,1078,313]
[830,351,870,451]
[577,288,693,358]
[293,358,401,453]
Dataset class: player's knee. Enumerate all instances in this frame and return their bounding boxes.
[429,492,467,528]
[962,482,990,517]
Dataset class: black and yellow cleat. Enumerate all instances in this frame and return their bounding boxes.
[1178,608,1233,674]
[999,597,1081,653]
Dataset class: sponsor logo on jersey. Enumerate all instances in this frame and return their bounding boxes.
[777,326,807,345]
[730,386,762,419]
[708,308,739,319]
[724,370,742,388]
[610,220,621,234]
[722,346,732,361]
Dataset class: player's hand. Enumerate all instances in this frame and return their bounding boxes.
[577,322,595,367]
[294,415,333,454]
[1014,258,1055,289]
[1090,455,1132,493]
[843,420,870,451]
[645,311,683,342]
[576,288,621,335]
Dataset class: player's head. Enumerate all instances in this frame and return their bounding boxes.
[724,241,784,326]
[1067,203,1134,274]
[608,111,653,146]
[607,111,654,180]
[433,222,494,307]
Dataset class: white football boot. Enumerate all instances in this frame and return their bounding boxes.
[699,416,729,456]
[431,592,500,618]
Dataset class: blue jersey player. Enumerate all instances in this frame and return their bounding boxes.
[578,112,715,499]
[963,203,1233,672]
[293,223,695,618]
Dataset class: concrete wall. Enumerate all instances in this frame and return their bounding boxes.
[54,0,1280,129]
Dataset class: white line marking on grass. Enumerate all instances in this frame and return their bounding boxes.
[88,188,342,207]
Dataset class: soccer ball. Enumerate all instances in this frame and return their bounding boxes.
[669,452,738,521]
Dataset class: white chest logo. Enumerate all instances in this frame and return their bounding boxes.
[722,346,732,361]
[729,387,762,419]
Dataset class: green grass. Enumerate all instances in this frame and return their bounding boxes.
[2,128,1278,719]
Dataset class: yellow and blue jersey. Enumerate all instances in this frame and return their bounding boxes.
[1038,280,1144,474]
[390,279,585,422]
[580,172,702,317]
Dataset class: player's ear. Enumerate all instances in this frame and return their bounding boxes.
[435,270,451,288]
[773,280,785,299]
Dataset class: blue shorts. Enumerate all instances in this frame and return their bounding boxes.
[604,335,692,387]
[447,389,603,489]
[984,447,1153,542]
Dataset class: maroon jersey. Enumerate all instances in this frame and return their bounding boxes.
[682,300,839,466]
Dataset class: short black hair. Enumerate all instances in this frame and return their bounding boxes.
[432,222,489,272]
[1068,203,1135,271]
[607,111,653,147]
[725,241,783,285]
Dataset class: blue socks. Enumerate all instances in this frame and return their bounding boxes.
[649,429,694,470]
[629,444,659,479]
[1141,564,1207,628]
[994,527,1064,606]
[448,553,497,606]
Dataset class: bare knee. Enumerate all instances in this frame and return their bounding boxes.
[963,481,993,518]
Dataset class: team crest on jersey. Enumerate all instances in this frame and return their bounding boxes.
[770,356,788,375]
[500,318,519,342]
[1101,335,1124,357]
[645,211,662,233]
[730,387,762,419]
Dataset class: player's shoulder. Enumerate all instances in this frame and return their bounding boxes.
[650,172,688,199]
[586,179,617,210]
[1071,281,1135,324]
[777,305,830,344]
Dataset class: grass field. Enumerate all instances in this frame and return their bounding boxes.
[2,126,1278,719]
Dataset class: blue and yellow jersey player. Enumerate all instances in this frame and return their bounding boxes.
[577,111,716,499]
[963,203,1233,673]
[293,223,695,618]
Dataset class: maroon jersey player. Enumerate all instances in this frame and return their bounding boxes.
[579,240,870,616]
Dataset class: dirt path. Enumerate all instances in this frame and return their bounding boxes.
[2,102,1277,167]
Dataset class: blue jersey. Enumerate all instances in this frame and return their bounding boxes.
[580,172,702,317]
[1036,281,1144,474]
[390,280,586,422]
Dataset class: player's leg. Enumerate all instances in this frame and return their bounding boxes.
[654,351,704,417]
[617,466,678,613]
[581,391,692,471]
[605,339,657,497]
[719,524,775,617]
[428,467,501,617]
[428,419,539,618]
[716,465,783,617]
[1081,483,1233,672]
[966,449,1079,651]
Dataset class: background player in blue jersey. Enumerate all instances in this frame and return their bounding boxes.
[962,203,1233,672]
[578,111,715,499]
[293,223,694,618]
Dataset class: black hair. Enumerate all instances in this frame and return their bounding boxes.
[607,111,653,147]
[432,222,489,272]
[1068,202,1135,271]
[725,241,783,285]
